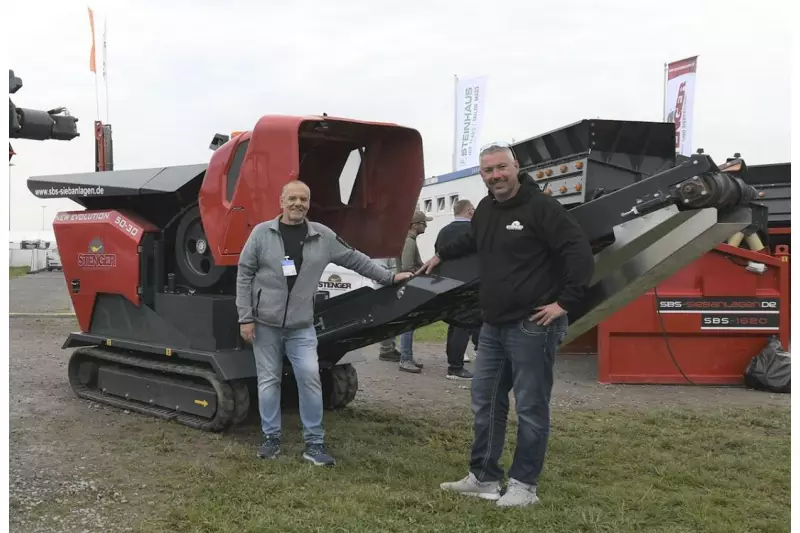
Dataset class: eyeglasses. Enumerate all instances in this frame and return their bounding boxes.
[479,141,515,155]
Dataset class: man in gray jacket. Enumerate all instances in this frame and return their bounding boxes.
[237,181,413,465]
[397,210,432,373]
[373,256,403,362]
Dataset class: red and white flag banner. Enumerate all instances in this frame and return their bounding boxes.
[663,56,698,157]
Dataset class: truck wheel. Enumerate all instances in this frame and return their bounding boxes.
[322,364,358,410]
[174,205,228,288]
[278,365,358,410]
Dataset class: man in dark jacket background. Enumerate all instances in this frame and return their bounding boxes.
[418,143,595,507]
[434,199,477,380]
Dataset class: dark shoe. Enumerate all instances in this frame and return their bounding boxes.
[399,360,421,373]
[257,435,280,459]
[446,367,473,380]
[379,349,401,362]
[303,443,335,466]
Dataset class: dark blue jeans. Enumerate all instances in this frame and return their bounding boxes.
[469,314,568,486]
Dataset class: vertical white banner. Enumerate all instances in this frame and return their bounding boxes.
[663,56,698,157]
[453,75,488,171]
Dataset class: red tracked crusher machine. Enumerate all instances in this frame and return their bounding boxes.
[27,115,770,432]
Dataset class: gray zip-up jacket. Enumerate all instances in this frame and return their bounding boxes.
[236,216,395,329]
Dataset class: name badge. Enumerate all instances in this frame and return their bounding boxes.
[282,257,297,277]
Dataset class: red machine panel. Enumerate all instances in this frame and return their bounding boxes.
[198,115,425,267]
[52,210,159,332]
[597,243,790,384]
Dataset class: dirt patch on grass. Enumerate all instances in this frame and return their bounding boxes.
[9,316,790,532]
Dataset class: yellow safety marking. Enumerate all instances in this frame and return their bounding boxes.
[165,348,172,356]
[194,399,209,407]
[105,339,112,346]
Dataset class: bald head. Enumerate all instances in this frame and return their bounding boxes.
[280,180,310,225]
[281,180,310,199]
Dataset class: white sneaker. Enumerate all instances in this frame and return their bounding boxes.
[440,472,501,500]
[496,478,540,507]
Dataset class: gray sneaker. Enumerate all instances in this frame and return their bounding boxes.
[496,478,540,507]
[446,367,473,380]
[257,435,280,459]
[302,443,335,466]
[399,360,421,373]
[440,472,501,500]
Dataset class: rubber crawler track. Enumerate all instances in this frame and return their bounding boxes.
[68,346,239,432]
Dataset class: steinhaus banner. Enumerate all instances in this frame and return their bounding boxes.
[454,75,488,171]
[664,56,698,156]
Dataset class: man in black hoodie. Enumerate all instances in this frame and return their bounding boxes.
[434,198,478,380]
[418,142,594,507]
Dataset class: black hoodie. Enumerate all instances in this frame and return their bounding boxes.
[436,172,595,325]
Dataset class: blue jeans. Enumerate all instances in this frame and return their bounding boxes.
[252,322,324,444]
[399,330,415,363]
[469,314,568,486]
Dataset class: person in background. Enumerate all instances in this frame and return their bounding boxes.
[397,210,432,374]
[374,256,402,362]
[237,180,414,466]
[418,143,594,507]
[434,199,477,380]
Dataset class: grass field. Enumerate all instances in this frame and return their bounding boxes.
[128,405,789,533]
[10,266,30,279]
[413,321,449,342]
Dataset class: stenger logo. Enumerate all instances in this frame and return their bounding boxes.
[88,238,104,254]
[319,274,352,290]
[77,237,117,268]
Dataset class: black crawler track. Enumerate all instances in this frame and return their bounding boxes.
[67,346,240,432]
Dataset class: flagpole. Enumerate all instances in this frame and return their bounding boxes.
[661,61,667,122]
[94,73,100,120]
[103,16,109,123]
[452,74,458,172]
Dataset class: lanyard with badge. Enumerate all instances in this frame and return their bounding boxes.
[282,256,297,277]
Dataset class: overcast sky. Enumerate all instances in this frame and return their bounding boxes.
[6,0,793,239]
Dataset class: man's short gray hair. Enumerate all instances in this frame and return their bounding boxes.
[453,199,473,215]
[479,142,515,160]
[281,180,310,198]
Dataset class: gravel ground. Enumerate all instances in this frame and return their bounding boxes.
[8,272,790,532]
[9,270,72,314]
[353,340,791,413]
